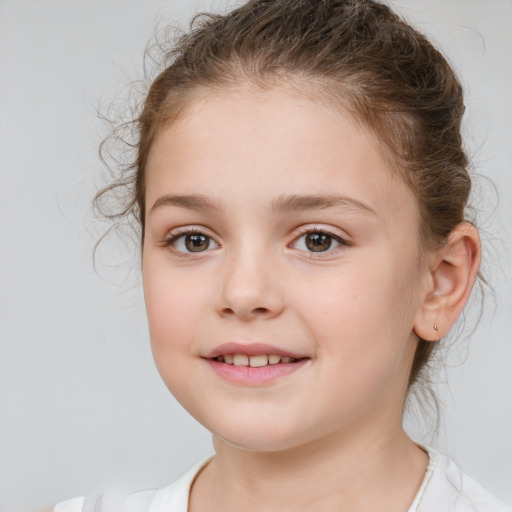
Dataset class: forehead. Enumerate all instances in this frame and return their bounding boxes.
[145,87,416,224]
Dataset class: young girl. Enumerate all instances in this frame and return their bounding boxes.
[54,0,510,510]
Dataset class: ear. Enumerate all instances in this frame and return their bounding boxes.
[414,222,481,341]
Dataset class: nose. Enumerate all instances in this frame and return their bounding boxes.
[215,246,284,321]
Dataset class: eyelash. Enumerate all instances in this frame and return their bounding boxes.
[291,227,350,255]
[164,228,219,256]
[163,227,350,256]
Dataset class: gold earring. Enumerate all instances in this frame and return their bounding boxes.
[433,323,440,341]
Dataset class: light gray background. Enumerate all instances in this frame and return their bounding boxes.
[0,1,511,510]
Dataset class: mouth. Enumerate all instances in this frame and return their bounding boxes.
[203,343,310,385]
[209,353,305,367]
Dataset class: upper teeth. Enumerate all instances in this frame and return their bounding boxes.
[215,354,298,367]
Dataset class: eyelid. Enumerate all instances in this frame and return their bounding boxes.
[165,225,215,237]
[290,225,351,254]
[163,226,220,254]
[161,224,350,256]
[293,224,350,241]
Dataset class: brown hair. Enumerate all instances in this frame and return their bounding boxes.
[96,0,474,394]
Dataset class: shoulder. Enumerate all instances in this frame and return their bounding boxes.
[52,456,214,512]
[53,491,156,512]
[53,497,84,512]
[412,448,511,512]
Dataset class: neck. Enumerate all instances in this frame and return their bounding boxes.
[190,424,428,512]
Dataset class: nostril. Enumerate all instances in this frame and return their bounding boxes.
[220,306,271,319]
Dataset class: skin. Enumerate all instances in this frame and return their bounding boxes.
[142,87,480,512]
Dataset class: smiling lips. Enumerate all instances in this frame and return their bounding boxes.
[214,353,300,367]
[204,343,309,385]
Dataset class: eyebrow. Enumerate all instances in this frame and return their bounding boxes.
[271,194,378,216]
[149,193,378,217]
[150,194,224,214]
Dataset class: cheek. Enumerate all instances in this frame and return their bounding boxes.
[294,252,420,371]
[142,255,206,376]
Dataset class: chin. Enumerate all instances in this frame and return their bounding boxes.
[220,434,292,453]
[207,415,313,453]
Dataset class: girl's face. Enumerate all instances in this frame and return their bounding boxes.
[142,88,430,452]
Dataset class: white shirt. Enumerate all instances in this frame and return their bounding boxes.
[54,447,510,512]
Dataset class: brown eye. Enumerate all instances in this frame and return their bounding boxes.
[169,232,219,253]
[293,230,344,253]
[305,232,332,252]
[184,234,210,252]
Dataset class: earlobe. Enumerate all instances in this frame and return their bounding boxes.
[413,222,481,341]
